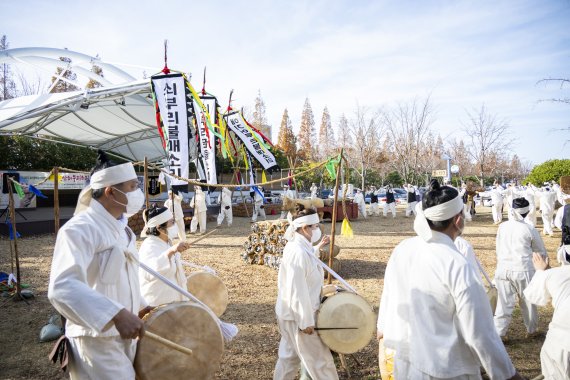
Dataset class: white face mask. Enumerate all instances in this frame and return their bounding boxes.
[311,227,322,243]
[113,188,145,217]
[167,225,179,239]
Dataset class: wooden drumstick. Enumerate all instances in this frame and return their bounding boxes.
[144,331,193,356]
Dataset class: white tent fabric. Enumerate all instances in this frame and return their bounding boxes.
[0,48,166,162]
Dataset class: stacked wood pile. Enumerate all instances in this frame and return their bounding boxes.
[232,203,282,217]
[242,220,342,275]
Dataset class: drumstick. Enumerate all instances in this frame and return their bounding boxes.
[314,327,358,331]
[144,331,193,356]
[186,228,219,247]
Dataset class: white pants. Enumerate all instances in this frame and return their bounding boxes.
[542,210,554,235]
[394,356,481,380]
[494,270,538,336]
[405,201,417,217]
[217,206,233,226]
[492,203,503,224]
[253,205,266,222]
[369,203,380,216]
[190,211,207,233]
[541,334,570,380]
[68,335,136,380]
[174,218,186,241]
[273,319,338,380]
[383,202,396,217]
[358,203,367,219]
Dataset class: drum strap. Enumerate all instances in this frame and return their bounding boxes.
[306,252,357,293]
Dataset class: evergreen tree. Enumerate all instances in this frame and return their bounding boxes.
[0,35,16,100]
[318,106,336,161]
[277,108,297,160]
[297,98,315,161]
[50,57,80,93]
[252,90,272,141]
[85,63,104,89]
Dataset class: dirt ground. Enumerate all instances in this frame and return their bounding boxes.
[0,205,560,380]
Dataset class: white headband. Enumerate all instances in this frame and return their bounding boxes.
[141,208,173,237]
[74,163,137,215]
[284,213,320,241]
[413,195,464,241]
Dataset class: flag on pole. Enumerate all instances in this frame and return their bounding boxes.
[28,185,48,199]
[12,181,25,199]
[6,220,21,240]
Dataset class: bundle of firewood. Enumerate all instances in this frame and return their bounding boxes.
[242,220,342,275]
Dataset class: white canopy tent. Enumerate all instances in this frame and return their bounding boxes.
[0,48,166,162]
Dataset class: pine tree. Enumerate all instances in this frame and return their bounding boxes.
[252,90,272,141]
[318,106,336,160]
[277,108,297,160]
[0,35,16,100]
[50,57,80,93]
[298,98,315,161]
[85,63,104,89]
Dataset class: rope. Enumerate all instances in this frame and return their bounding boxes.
[147,157,332,189]
[56,167,90,174]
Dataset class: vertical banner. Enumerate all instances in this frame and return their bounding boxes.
[192,96,217,185]
[151,73,191,186]
[225,111,279,173]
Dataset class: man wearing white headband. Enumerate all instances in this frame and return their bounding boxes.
[48,150,149,379]
[217,186,233,227]
[494,197,547,341]
[139,205,190,305]
[378,180,523,380]
[274,205,338,380]
[189,185,207,234]
[538,186,556,237]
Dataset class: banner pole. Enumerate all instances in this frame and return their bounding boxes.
[144,157,150,211]
[7,181,22,298]
[328,150,343,285]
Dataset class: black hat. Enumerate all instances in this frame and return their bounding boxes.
[512,197,529,209]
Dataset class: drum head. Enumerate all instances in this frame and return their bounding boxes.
[187,272,229,317]
[316,292,375,354]
[135,302,223,380]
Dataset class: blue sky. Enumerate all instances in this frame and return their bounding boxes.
[2,0,569,165]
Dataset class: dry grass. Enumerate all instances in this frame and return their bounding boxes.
[0,205,559,379]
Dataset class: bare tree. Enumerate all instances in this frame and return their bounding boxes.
[345,103,385,190]
[462,105,514,186]
[0,35,17,100]
[317,106,335,161]
[382,96,436,184]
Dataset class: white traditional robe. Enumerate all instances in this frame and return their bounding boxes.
[164,193,186,241]
[190,189,207,233]
[274,233,338,380]
[524,186,538,227]
[138,236,187,306]
[48,199,146,379]
[217,187,233,226]
[524,266,570,380]
[310,185,318,199]
[454,236,484,286]
[353,192,367,219]
[252,192,267,222]
[377,232,515,379]
[539,190,557,235]
[494,219,547,336]
[405,185,417,217]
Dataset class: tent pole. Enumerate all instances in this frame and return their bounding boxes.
[54,167,60,235]
[144,157,149,210]
[7,181,22,298]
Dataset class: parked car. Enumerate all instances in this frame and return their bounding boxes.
[320,189,333,199]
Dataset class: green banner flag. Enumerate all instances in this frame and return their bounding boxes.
[13,181,25,199]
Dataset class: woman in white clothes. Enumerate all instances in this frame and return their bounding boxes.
[273,205,338,380]
[138,205,190,306]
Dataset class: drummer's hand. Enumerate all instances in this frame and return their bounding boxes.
[138,305,154,319]
[316,235,331,249]
[301,326,314,335]
[169,241,190,257]
[112,308,145,339]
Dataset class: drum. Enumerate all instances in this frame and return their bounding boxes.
[316,290,376,354]
[135,302,223,380]
[186,271,229,317]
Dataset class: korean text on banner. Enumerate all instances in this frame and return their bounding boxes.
[193,96,217,185]
[151,73,191,186]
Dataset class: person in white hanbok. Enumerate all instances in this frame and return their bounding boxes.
[216,186,233,227]
[405,184,418,217]
[310,183,318,199]
[489,184,506,224]
[539,187,557,237]
[190,185,207,234]
[164,190,186,241]
[368,187,380,217]
[383,185,397,218]
[524,184,538,227]
[524,253,570,380]
[138,205,190,306]
[494,198,547,340]
[252,188,267,222]
[377,179,524,380]
[273,205,338,380]
[353,189,367,219]
[48,151,150,380]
